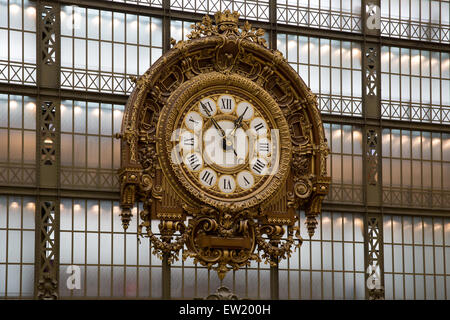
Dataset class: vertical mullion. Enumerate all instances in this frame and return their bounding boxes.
[331,211,335,300]
[84,101,88,188]
[339,212,344,301]
[339,39,342,190]
[352,213,356,300]
[408,0,411,39]
[421,217,426,299]
[136,15,140,78]
[320,212,323,300]
[350,212,356,300]
[439,54,443,192]
[409,129,412,204]
[97,200,100,297]
[124,13,127,90]
[401,216,405,299]
[83,199,87,297]
[7,0,10,82]
[340,125,344,198]
[350,41,353,116]
[21,97,24,183]
[431,217,436,299]
[390,215,394,299]
[99,9,102,97]
[5,196,9,297]
[21,0,24,82]
[111,11,115,92]
[420,0,423,40]
[442,216,447,300]
[135,205,139,298]
[123,218,127,297]
[110,203,113,297]
[70,101,74,182]
[7,94,10,168]
[309,231,312,299]
[70,198,74,298]
[298,216,301,300]
[287,245,291,299]
[19,197,23,298]
[149,223,152,298]
[412,214,416,300]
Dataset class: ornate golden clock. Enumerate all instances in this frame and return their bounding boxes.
[117,11,330,279]
[157,72,291,213]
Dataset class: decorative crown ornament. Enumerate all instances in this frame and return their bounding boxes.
[214,10,239,27]
[177,10,268,48]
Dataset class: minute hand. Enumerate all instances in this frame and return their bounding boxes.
[200,101,226,137]
[211,118,226,138]
[227,106,248,138]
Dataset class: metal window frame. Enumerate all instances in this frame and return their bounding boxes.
[0,0,449,300]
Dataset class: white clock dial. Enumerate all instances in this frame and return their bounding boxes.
[237,171,255,190]
[250,117,268,136]
[184,152,203,172]
[203,120,248,168]
[218,95,235,114]
[199,168,217,188]
[256,137,271,156]
[184,111,203,131]
[180,131,198,151]
[236,102,254,121]
[250,157,268,175]
[198,98,217,117]
[218,175,236,193]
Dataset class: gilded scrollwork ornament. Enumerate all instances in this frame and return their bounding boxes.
[256,222,302,266]
[183,206,260,280]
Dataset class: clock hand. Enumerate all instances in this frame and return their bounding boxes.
[223,138,238,156]
[200,101,226,138]
[221,106,249,156]
[227,106,248,138]
[211,118,226,138]
[199,101,212,117]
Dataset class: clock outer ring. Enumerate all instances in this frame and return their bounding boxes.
[156,72,292,212]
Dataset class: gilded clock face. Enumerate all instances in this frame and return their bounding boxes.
[157,73,292,211]
[175,92,276,197]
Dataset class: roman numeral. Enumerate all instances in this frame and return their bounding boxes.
[188,117,199,124]
[205,101,213,112]
[221,98,232,110]
[243,176,250,186]
[187,154,200,170]
[223,179,232,190]
[259,142,270,152]
[201,171,214,185]
[184,137,194,146]
[254,122,265,132]
[252,159,266,174]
